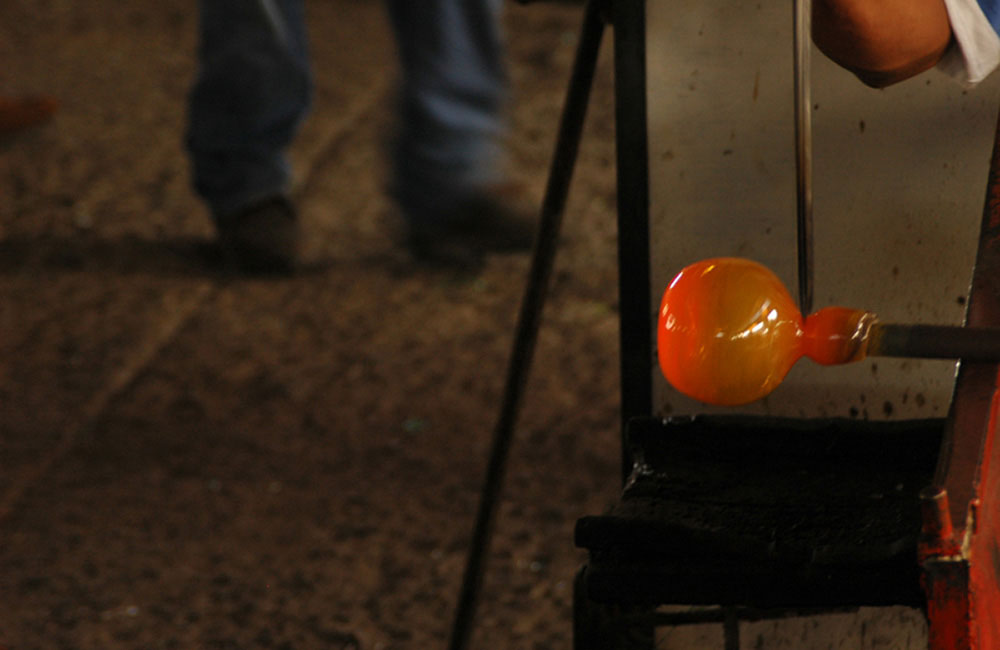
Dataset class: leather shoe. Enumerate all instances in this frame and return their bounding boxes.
[406,185,537,269]
[215,196,300,274]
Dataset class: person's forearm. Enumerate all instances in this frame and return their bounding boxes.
[812,0,953,87]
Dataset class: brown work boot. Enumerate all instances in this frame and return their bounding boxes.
[406,185,537,270]
[215,195,300,274]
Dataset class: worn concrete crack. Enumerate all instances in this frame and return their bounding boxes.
[0,282,215,525]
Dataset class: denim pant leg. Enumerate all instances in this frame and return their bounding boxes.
[186,0,311,218]
[384,0,508,226]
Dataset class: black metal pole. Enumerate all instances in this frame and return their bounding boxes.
[612,0,652,483]
[723,608,740,650]
[446,3,607,649]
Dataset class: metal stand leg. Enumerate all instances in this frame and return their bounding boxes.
[573,568,656,650]
[723,608,740,650]
[446,2,608,649]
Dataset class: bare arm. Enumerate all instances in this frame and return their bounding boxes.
[812,0,954,87]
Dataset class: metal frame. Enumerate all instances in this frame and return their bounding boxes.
[578,1,1000,649]
[447,0,1000,646]
[447,2,654,645]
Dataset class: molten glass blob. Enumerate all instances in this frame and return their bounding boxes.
[657,257,877,405]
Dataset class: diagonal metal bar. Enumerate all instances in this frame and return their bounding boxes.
[446,2,608,648]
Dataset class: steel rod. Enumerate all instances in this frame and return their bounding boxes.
[868,323,1000,361]
[613,0,653,482]
[793,0,814,314]
[446,3,607,649]
[724,608,740,650]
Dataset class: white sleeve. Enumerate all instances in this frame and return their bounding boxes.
[937,0,1000,85]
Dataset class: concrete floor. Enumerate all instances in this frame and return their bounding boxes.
[1,1,624,649]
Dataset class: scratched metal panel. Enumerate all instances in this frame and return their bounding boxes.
[647,0,1000,420]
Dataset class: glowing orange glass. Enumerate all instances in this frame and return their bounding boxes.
[657,257,876,405]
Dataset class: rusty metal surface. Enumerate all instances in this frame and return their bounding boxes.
[923,560,974,650]
[970,377,1000,647]
[920,108,1000,649]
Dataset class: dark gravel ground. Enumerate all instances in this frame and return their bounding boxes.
[0,1,626,648]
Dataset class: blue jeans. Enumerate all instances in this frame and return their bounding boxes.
[186,0,507,223]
